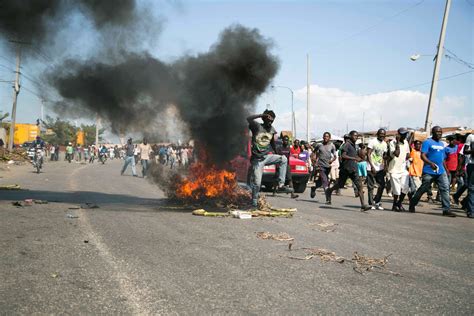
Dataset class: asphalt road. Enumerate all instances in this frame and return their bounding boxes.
[1,159,473,314]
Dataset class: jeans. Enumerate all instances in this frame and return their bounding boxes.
[466,164,474,214]
[141,159,149,177]
[410,172,450,212]
[121,156,137,176]
[315,166,331,190]
[454,172,467,198]
[367,170,386,205]
[250,154,288,204]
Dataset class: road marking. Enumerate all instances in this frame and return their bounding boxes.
[68,163,168,314]
[78,210,156,315]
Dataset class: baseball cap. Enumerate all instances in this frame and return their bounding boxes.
[398,127,409,135]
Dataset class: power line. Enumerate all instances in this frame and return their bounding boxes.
[317,0,425,53]
[311,70,473,99]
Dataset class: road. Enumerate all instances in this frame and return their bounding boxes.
[1,159,473,314]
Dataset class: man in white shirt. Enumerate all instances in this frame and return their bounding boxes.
[367,129,388,210]
[138,138,153,178]
[387,128,411,211]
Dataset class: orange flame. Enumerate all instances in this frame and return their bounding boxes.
[176,162,238,200]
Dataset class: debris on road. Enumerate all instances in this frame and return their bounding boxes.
[0,148,30,163]
[68,206,81,210]
[230,210,252,219]
[12,201,27,207]
[287,247,345,263]
[256,232,294,241]
[192,209,229,217]
[80,203,100,209]
[84,240,89,243]
[66,214,79,219]
[352,252,401,276]
[24,199,33,206]
[310,221,338,232]
[0,184,22,190]
[33,199,48,204]
[50,273,60,278]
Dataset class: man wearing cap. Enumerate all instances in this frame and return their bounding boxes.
[387,128,411,211]
[409,126,455,217]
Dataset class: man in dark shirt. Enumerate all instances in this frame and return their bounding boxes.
[247,110,292,207]
[325,130,371,211]
[311,132,336,199]
[276,135,299,199]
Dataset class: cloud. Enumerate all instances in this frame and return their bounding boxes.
[273,84,471,139]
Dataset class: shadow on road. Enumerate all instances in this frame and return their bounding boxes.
[0,189,165,206]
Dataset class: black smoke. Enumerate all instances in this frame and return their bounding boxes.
[0,0,143,46]
[49,25,278,165]
[0,1,279,166]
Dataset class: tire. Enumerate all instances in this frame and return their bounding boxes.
[293,180,307,193]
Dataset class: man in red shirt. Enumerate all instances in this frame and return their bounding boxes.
[445,136,458,190]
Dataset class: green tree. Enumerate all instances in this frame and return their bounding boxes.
[81,123,105,146]
[42,116,78,146]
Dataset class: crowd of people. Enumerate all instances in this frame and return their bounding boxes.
[247,110,473,218]
[35,138,194,179]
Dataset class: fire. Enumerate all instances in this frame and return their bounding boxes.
[175,162,239,200]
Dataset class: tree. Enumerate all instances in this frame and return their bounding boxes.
[81,123,105,146]
[42,116,77,146]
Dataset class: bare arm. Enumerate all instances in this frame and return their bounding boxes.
[247,114,264,124]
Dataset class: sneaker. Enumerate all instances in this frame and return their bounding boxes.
[325,200,332,205]
[360,205,372,212]
[442,211,456,217]
[324,189,332,202]
[375,203,384,210]
[408,205,416,213]
[453,195,460,205]
[290,193,299,199]
[276,185,294,194]
[392,205,401,212]
[370,205,376,210]
[310,187,316,198]
[467,213,473,219]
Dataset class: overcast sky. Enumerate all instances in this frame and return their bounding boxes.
[0,0,472,140]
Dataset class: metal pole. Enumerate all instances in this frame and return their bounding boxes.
[8,46,21,150]
[306,54,310,142]
[95,115,100,145]
[41,99,44,122]
[424,0,451,132]
[290,90,295,138]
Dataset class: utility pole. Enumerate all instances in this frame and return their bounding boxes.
[95,115,100,145]
[306,54,310,142]
[425,0,451,133]
[8,44,22,150]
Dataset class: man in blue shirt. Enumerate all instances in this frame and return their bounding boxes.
[409,126,455,217]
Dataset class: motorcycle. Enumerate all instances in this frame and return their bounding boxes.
[99,152,107,164]
[33,147,43,174]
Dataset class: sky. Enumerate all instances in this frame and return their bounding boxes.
[0,0,472,140]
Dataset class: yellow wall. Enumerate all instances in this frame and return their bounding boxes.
[76,130,85,146]
[14,124,39,145]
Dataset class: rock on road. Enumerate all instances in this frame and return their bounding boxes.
[1,159,473,314]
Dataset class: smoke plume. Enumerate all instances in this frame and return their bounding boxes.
[0,0,142,45]
[49,25,278,165]
[0,1,279,166]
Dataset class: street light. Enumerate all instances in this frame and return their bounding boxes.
[271,85,296,138]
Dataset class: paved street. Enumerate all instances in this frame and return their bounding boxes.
[1,159,473,314]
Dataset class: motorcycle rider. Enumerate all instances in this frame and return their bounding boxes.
[30,136,45,168]
[99,145,108,163]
